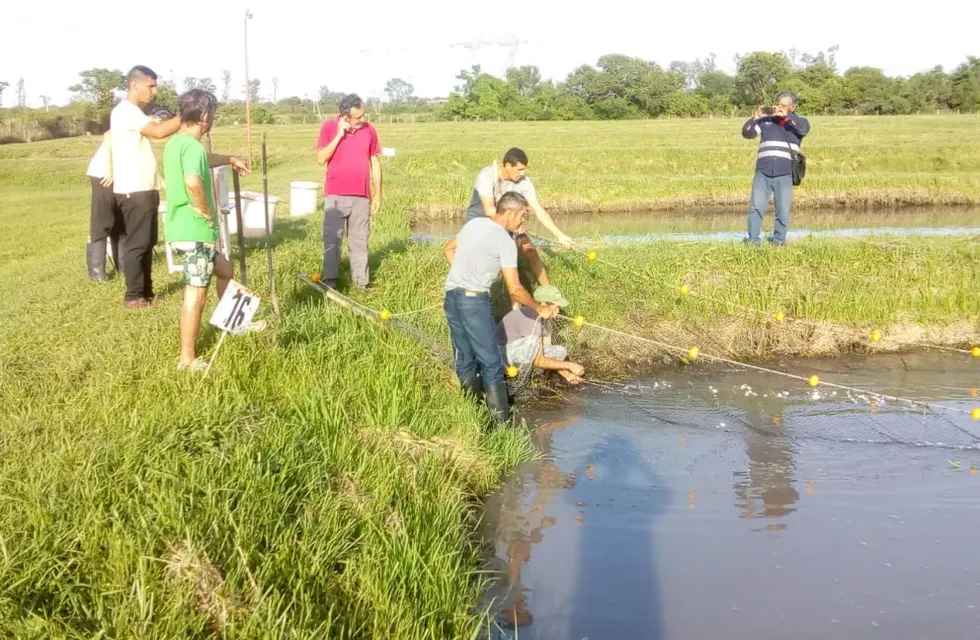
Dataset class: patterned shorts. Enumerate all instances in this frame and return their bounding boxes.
[170,242,217,287]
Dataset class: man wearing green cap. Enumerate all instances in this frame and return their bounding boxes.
[496,285,585,385]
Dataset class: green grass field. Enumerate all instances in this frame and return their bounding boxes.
[1,116,979,638]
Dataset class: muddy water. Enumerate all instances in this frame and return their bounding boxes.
[413,205,980,243]
[480,351,980,639]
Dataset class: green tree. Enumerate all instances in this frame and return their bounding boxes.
[505,66,542,98]
[68,68,125,126]
[383,77,415,104]
[245,79,262,103]
[734,52,791,106]
[221,70,232,102]
[949,56,980,112]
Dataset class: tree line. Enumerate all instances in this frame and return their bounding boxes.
[1,48,978,143]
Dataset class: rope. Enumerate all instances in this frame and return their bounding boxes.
[527,231,978,356]
[561,313,976,419]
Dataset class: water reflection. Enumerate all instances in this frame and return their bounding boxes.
[733,411,800,527]
[494,395,585,630]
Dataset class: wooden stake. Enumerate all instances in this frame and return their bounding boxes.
[232,170,248,286]
[261,132,281,320]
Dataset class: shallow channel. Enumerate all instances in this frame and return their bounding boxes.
[479,350,980,639]
[413,205,980,244]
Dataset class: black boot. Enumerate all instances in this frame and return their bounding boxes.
[461,374,483,400]
[484,382,511,425]
[86,240,109,282]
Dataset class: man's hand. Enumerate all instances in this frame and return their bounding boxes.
[335,118,350,138]
[99,173,113,188]
[556,233,574,249]
[536,303,559,320]
[229,156,250,175]
[191,206,213,222]
[370,195,382,215]
[753,106,766,120]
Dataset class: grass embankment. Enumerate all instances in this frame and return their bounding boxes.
[0,118,978,637]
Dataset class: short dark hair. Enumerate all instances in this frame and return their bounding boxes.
[775,91,798,106]
[338,93,363,115]
[496,191,529,214]
[178,89,218,124]
[126,65,157,87]
[502,147,528,167]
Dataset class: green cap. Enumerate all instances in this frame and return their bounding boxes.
[533,285,570,308]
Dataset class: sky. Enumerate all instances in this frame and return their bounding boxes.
[2,1,976,108]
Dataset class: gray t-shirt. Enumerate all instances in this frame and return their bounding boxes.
[496,306,540,345]
[464,163,537,221]
[445,217,518,293]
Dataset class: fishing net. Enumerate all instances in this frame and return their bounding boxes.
[302,277,980,450]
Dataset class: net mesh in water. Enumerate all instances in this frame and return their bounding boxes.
[301,277,980,450]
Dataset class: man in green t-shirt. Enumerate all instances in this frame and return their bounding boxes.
[163,89,249,371]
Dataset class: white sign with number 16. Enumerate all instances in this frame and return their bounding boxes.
[209,280,261,335]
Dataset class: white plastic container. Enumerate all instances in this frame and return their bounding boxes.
[213,166,230,209]
[226,191,280,238]
[290,181,320,217]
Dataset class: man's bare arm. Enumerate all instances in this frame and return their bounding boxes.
[370,155,383,213]
[528,195,572,246]
[207,153,250,174]
[444,237,458,265]
[184,174,212,221]
[140,117,182,139]
[501,267,557,318]
[480,193,496,217]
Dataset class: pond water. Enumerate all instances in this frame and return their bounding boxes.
[413,206,980,244]
[480,350,980,640]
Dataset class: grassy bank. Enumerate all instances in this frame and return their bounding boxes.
[1,118,978,637]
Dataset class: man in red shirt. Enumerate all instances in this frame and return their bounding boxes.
[315,94,383,290]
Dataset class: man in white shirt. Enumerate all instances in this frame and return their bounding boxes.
[110,65,182,309]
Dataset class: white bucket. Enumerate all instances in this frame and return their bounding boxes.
[290,180,320,217]
[213,166,230,209]
[226,191,281,238]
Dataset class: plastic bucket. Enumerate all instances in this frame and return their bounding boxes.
[290,180,320,217]
[226,191,281,238]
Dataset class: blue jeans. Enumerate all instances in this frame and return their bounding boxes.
[443,288,505,386]
[746,172,793,244]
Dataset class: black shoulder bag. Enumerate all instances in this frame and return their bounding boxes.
[787,128,806,187]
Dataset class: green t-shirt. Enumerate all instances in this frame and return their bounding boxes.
[163,134,216,244]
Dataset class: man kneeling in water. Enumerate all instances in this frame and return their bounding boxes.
[496,285,585,385]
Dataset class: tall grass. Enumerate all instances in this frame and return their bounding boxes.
[0,117,978,637]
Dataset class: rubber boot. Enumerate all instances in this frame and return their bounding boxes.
[86,240,109,282]
[484,382,511,425]
[461,374,483,400]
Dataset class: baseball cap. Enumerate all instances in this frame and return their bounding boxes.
[533,285,570,307]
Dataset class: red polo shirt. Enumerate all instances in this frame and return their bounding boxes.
[315,117,381,198]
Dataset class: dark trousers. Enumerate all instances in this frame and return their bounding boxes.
[89,177,124,243]
[117,190,160,301]
[443,288,505,386]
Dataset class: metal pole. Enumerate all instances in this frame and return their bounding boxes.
[244,10,254,167]
[232,170,248,286]
[261,132,281,320]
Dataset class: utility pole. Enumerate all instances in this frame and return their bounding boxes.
[244,10,254,167]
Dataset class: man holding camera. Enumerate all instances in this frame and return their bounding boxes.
[315,93,383,291]
[741,90,810,245]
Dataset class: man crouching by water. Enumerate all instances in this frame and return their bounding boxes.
[443,191,560,424]
[497,285,585,385]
